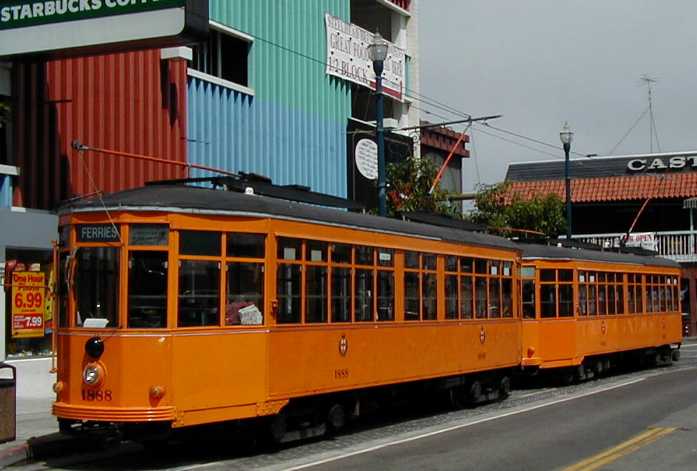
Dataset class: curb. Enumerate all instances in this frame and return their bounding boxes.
[0,442,28,469]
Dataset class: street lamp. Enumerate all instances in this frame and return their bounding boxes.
[367,32,389,216]
[559,122,574,240]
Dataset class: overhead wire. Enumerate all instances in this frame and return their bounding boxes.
[608,107,649,154]
[249,30,592,164]
[481,123,590,158]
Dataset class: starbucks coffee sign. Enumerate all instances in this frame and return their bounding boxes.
[627,156,697,172]
[0,0,207,56]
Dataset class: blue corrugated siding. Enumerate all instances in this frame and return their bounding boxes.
[0,175,11,208]
[187,0,352,197]
[188,79,348,195]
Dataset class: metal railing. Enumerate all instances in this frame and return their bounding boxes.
[572,230,697,262]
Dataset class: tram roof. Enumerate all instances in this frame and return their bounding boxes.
[518,243,679,269]
[61,185,521,252]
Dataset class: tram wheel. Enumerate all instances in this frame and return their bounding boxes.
[468,380,483,404]
[267,412,288,445]
[575,364,586,383]
[327,404,347,434]
[499,376,511,400]
[448,386,467,409]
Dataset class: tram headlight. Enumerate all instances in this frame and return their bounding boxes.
[82,363,103,386]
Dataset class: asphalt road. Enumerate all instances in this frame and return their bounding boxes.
[19,343,697,471]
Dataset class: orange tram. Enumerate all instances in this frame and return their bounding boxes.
[51,184,682,442]
[519,244,682,382]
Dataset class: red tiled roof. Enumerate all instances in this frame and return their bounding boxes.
[507,173,697,203]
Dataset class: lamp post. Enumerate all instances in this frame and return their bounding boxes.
[559,122,574,240]
[367,32,389,216]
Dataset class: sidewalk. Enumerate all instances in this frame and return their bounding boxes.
[0,397,58,468]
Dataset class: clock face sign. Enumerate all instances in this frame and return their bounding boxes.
[355,139,378,181]
[339,335,348,356]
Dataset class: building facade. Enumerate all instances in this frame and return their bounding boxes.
[0,0,421,365]
[505,151,697,335]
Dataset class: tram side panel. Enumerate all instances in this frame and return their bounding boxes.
[267,321,521,399]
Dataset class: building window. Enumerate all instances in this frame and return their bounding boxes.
[191,26,251,87]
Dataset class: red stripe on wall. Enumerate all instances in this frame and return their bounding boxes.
[13,49,188,210]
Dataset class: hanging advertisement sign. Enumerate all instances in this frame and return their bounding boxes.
[0,0,208,57]
[624,232,658,252]
[11,271,46,338]
[325,13,405,101]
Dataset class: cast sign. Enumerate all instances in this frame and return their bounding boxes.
[627,156,697,172]
[325,13,405,101]
[11,271,46,338]
[0,0,207,56]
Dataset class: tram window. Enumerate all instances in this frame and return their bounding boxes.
[607,286,616,314]
[59,252,69,328]
[502,278,513,317]
[356,246,374,266]
[128,251,168,328]
[598,285,607,315]
[540,269,556,282]
[461,276,473,319]
[278,238,302,261]
[405,251,419,269]
[378,249,394,267]
[461,258,474,273]
[628,283,636,313]
[445,275,458,319]
[579,285,588,316]
[178,261,220,327]
[423,254,437,271]
[307,241,328,262]
[475,277,487,319]
[130,224,169,246]
[617,284,624,314]
[226,262,264,325]
[588,284,597,315]
[660,285,668,312]
[404,272,420,320]
[558,270,573,282]
[446,256,458,272]
[75,247,120,328]
[332,244,352,264]
[559,285,573,317]
[540,285,556,318]
[489,278,501,318]
[306,266,328,323]
[331,267,351,322]
[489,261,500,276]
[227,233,265,258]
[355,269,373,321]
[503,262,512,277]
[475,259,488,275]
[636,284,643,313]
[180,231,221,256]
[377,271,394,321]
[522,280,535,319]
[422,273,437,320]
[277,264,301,323]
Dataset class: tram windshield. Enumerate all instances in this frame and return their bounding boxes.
[74,247,120,328]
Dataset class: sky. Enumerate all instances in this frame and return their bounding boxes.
[419,0,697,192]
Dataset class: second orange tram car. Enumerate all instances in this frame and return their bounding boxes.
[51,184,682,442]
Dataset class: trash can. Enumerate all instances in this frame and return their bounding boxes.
[0,363,16,443]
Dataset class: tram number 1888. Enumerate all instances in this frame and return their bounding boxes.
[81,389,113,401]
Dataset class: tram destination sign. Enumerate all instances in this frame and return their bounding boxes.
[0,0,208,57]
[77,224,120,243]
